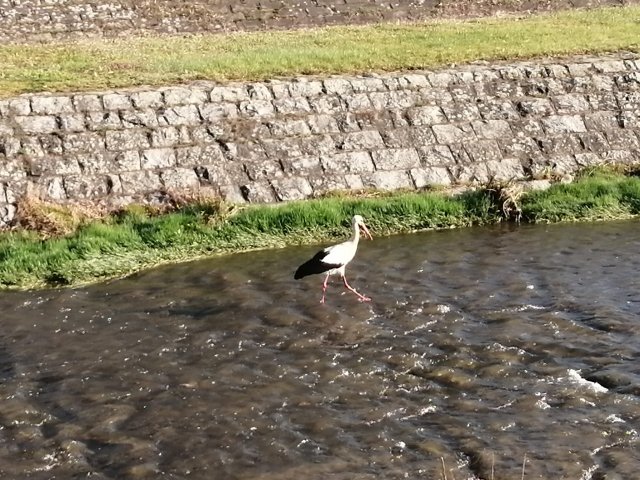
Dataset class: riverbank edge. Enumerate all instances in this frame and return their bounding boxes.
[1,168,639,290]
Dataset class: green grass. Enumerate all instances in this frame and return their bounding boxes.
[521,170,640,222]
[1,6,640,96]
[1,170,640,289]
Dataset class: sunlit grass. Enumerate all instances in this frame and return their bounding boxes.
[1,169,640,289]
[1,6,639,96]
[521,170,640,222]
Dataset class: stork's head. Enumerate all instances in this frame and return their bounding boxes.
[352,215,373,240]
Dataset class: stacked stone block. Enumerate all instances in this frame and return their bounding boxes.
[1,53,640,226]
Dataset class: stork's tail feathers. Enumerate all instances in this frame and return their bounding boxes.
[294,264,309,280]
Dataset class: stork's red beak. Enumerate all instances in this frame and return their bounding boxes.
[360,223,373,240]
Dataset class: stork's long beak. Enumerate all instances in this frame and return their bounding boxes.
[360,223,373,240]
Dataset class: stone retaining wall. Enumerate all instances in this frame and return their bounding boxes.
[1,53,640,225]
[0,0,631,44]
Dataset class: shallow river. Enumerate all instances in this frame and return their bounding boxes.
[1,221,640,480]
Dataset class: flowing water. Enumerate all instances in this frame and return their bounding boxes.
[1,221,640,480]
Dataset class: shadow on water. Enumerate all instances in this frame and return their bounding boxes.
[0,342,15,382]
[1,221,640,479]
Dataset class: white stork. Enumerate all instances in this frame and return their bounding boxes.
[294,215,373,304]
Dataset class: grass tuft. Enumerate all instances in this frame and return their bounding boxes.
[1,168,640,289]
[0,6,639,96]
[521,172,640,222]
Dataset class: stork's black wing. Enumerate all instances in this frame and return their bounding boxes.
[294,249,343,279]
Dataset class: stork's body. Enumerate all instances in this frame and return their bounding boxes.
[294,215,372,303]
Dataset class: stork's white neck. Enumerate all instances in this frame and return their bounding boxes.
[350,220,360,245]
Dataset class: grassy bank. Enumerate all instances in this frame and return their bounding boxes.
[1,7,640,96]
[1,170,640,289]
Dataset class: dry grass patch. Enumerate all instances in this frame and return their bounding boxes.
[484,181,525,222]
[15,197,109,238]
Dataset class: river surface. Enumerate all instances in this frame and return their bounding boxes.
[0,221,639,480]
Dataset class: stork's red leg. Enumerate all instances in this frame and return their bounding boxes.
[320,274,329,304]
[342,275,371,302]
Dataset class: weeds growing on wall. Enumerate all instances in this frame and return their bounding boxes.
[0,168,639,289]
